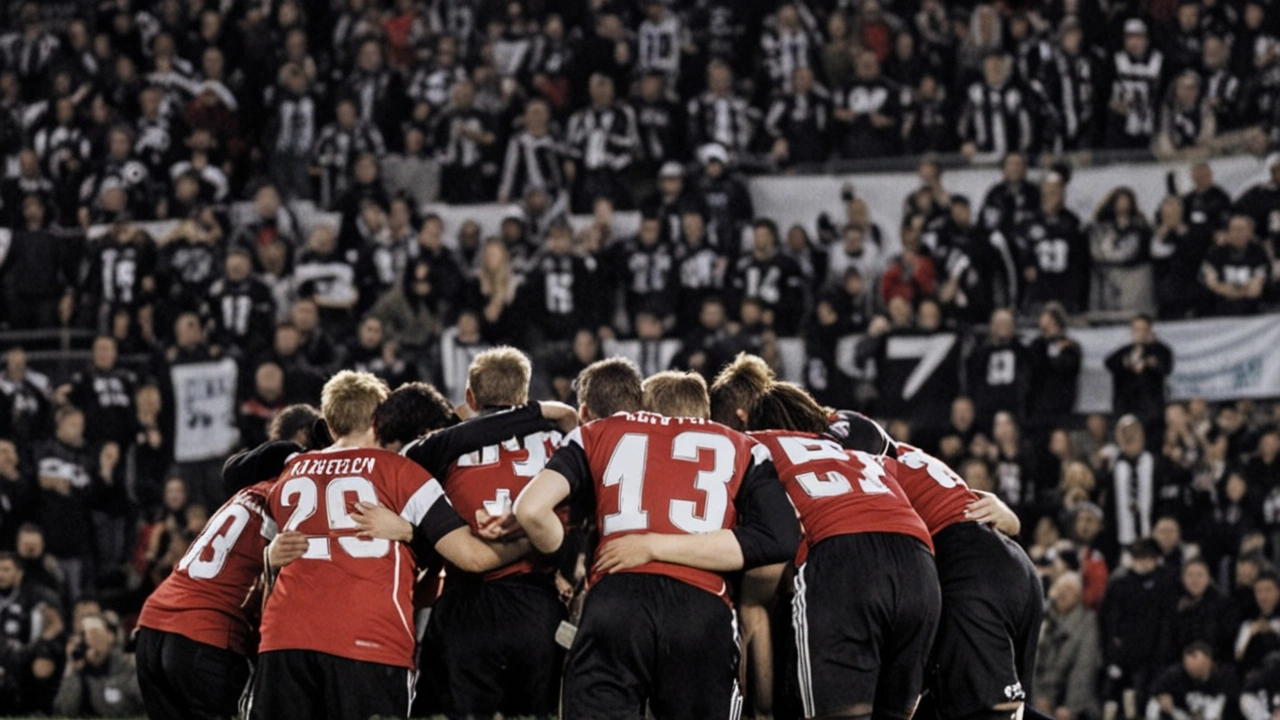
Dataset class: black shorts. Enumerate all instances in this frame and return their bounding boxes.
[246,649,413,720]
[563,573,742,720]
[420,574,566,717]
[135,628,250,720]
[793,532,941,718]
[930,522,1044,718]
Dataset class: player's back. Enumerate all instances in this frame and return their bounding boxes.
[570,411,762,598]
[259,447,439,668]
[138,480,276,655]
[444,428,562,581]
[751,430,932,551]
[890,443,980,536]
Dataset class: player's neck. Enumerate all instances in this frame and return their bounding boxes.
[327,428,379,451]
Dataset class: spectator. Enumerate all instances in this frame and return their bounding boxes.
[931,195,1019,324]
[1107,416,1158,551]
[497,98,563,205]
[613,213,677,329]
[959,52,1035,159]
[237,362,285,450]
[1241,652,1280,720]
[1026,303,1083,436]
[764,66,832,168]
[1234,154,1280,255]
[729,219,806,336]
[0,439,33,551]
[1201,215,1270,316]
[1162,558,1239,667]
[880,213,937,306]
[834,50,903,159]
[1235,572,1280,672]
[691,143,753,260]
[637,0,688,90]
[686,60,756,160]
[1154,72,1216,158]
[1105,315,1175,440]
[34,407,97,604]
[1035,571,1102,720]
[52,613,144,717]
[0,550,60,715]
[1091,187,1156,316]
[294,227,359,333]
[632,73,683,189]
[433,79,495,205]
[1101,539,1179,716]
[1145,642,1239,720]
[967,308,1029,427]
[1107,20,1167,149]
[0,195,76,330]
[204,247,275,357]
[1071,503,1112,608]
[828,223,883,289]
[1039,18,1099,152]
[980,153,1040,237]
[518,222,594,345]
[564,74,638,213]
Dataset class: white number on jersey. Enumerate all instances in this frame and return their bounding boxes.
[280,476,390,560]
[178,503,252,579]
[897,448,966,489]
[601,431,737,535]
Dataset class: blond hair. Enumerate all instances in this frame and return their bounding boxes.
[709,353,776,429]
[321,370,390,438]
[643,371,711,419]
[467,346,532,409]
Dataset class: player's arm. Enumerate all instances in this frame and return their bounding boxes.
[514,428,588,554]
[223,440,303,494]
[596,446,800,573]
[965,490,1022,538]
[403,401,577,477]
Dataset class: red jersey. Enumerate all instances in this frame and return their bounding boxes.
[750,430,932,552]
[547,412,774,600]
[890,443,979,536]
[137,481,276,655]
[258,447,463,668]
[443,429,563,581]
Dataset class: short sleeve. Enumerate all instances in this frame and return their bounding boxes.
[544,427,593,496]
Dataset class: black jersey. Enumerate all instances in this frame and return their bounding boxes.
[1015,208,1089,312]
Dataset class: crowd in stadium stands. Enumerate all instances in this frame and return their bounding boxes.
[2,0,1280,717]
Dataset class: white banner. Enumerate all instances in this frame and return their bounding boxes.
[172,358,241,463]
[1068,314,1280,414]
[749,155,1270,257]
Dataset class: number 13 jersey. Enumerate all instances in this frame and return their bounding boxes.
[546,411,788,601]
[259,447,467,668]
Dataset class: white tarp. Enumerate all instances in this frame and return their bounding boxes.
[749,155,1271,256]
[171,358,241,463]
[1067,314,1280,413]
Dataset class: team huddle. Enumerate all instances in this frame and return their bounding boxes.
[132,348,1043,720]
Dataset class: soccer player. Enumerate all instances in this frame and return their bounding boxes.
[837,410,1043,720]
[246,371,531,720]
[407,347,573,717]
[514,359,799,720]
[712,374,943,720]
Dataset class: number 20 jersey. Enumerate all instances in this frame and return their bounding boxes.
[547,412,774,600]
[259,447,466,669]
[137,480,277,656]
[750,430,932,552]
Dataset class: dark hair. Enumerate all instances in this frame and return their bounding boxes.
[374,382,458,447]
[752,218,779,239]
[269,404,321,445]
[575,358,644,418]
[1183,640,1213,658]
[1041,302,1068,331]
[0,551,17,567]
[1256,570,1280,588]
[748,383,831,435]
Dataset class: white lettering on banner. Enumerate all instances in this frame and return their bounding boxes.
[172,358,240,463]
[886,334,957,400]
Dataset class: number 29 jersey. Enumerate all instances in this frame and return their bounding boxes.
[750,430,932,552]
[137,480,277,656]
[259,447,467,669]
[545,412,779,600]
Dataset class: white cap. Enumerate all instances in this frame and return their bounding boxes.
[659,161,685,179]
[699,143,729,165]
[1123,18,1147,35]
[1266,152,1280,171]
[501,206,525,223]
